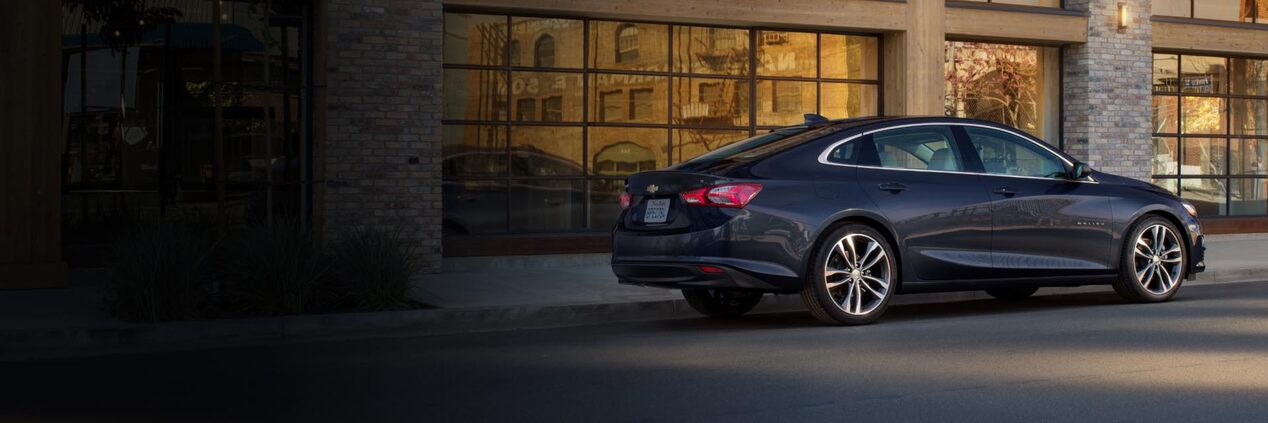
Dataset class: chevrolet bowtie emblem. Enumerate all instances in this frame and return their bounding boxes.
[647,184,659,194]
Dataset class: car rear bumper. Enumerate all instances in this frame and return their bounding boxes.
[612,261,789,291]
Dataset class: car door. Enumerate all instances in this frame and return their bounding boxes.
[958,125,1116,278]
[852,125,995,281]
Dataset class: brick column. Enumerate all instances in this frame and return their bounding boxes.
[324,0,443,272]
[1063,0,1153,181]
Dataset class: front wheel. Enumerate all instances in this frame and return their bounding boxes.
[681,289,763,318]
[800,224,896,325]
[1113,217,1185,303]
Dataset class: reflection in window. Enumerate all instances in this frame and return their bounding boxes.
[1231,58,1267,96]
[673,78,750,127]
[515,99,536,121]
[443,125,507,177]
[588,127,667,176]
[1153,96,1179,133]
[442,13,881,234]
[1181,56,1226,94]
[1182,179,1228,216]
[511,126,583,176]
[599,90,622,122]
[757,80,815,126]
[1194,0,1252,22]
[616,24,639,63]
[673,26,749,75]
[542,96,563,122]
[944,41,1060,143]
[1154,53,1268,217]
[1182,97,1225,134]
[1182,138,1227,175]
[756,31,816,77]
[672,129,750,162]
[629,88,655,121]
[444,13,507,66]
[534,35,555,67]
[1153,138,1179,175]
[1153,0,1268,23]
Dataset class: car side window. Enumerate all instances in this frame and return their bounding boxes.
[964,127,1066,179]
[869,126,963,172]
[825,140,858,165]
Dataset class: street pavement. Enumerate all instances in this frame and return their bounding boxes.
[4,281,1268,422]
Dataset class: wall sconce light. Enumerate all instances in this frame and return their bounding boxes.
[1117,3,1130,32]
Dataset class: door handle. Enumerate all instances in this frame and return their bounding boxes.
[877,182,907,193]
[992,186,1018,197]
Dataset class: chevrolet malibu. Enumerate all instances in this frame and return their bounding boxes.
[611,116,1206,325]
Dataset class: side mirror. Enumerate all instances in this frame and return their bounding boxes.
[1069,163,1090,180]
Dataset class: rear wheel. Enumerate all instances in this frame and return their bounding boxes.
[681,289,763,318]
[1113,217,1185,303]
[801,224,896,325]
[984,287,1039,300]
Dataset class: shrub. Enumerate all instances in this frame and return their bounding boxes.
[217,222,329,316]
[105,223,216,322]
[329,226,421,311]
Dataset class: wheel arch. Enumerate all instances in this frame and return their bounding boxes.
[804,210,904,291]
[1121,208,1191,272]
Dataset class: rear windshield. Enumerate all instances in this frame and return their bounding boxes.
[675,125,849,170]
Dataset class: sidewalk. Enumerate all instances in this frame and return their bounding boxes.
[1,234,1265,359]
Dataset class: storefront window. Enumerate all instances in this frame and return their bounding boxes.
[955,0,1062,8]
[1153,53,1268,216]
[442,13,881,235]
[61,0,315,258]
[943,41,1061,144]
[1154,0,1268,23]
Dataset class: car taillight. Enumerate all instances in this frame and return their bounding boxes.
[680,183,763,208]
[619,192,632,210]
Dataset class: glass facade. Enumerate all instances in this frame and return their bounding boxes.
[61,0,315,254]
[442,12,881,235]
[956,0,1062,7]
[1154,0,1268,23]
[1153,53,1268,216]
[944,41,1062,144]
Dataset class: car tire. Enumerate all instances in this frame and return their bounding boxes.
[1112,216,1186,303]
[801,224,896,325]
[681,289,763,318]
[984,287,1039,300]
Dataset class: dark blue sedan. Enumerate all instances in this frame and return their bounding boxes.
[611,116,1206,325]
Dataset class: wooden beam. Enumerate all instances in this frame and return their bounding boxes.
[945,5,1087,45]
[0,0,67,288]
[444,0,908,32]
[1153,19,1268,57]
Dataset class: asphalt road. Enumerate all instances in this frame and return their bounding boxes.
[5,281,1268,422]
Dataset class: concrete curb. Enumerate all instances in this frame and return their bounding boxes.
[0,268,1259,361]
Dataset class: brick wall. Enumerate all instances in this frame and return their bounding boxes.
[324,0,444,272]
[1062,0,1153,181]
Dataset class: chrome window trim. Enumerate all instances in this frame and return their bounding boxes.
[816,122,1099,184]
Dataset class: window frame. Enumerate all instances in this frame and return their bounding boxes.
[818,122,1084,183]
[1153,0,1265,23]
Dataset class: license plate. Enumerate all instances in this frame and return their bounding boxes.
[643,199,671,224]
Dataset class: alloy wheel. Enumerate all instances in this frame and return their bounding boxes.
[824,233,892,315]
[1133,224,1184,295]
